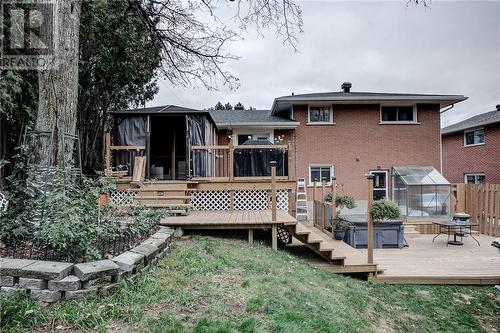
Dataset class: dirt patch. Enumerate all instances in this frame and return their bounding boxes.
[144,301,170,319]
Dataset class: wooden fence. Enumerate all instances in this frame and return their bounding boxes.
[452,183,500,237]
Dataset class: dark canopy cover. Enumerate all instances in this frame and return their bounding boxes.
[234,139,287,177]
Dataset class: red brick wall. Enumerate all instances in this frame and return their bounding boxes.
[293,104,442,200]
[442,123,500,184]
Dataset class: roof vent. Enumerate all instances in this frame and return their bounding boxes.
[496,104,500,111]
[341,82,352,93]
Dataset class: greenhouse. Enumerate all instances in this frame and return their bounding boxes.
[392,166,452,217]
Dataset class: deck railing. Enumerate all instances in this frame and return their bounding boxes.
[192,142,295,181]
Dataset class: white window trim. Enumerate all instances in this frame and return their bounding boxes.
[307,105,334,125]
[379,105,419,124]
[232,128,274,146]
[369,170,389,198]
[463,128,485,147]
[464,173,485,184]
[308,164,334,186]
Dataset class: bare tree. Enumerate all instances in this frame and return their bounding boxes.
[127,0,303,90]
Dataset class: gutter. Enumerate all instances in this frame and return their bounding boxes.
[215,121,300,129]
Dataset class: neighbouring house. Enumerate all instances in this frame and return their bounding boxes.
[109,82,467,218]
[441,105,500,184]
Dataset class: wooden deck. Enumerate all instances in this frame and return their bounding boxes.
[160,210,297,228]
[367,234,500,285]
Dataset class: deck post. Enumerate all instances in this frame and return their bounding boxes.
[322,178,326,230]
[271,161,277,222]
[228,138,234,181]
[287,142,294,181]
[248,228,254,244]
[366,174,375,264]
[271,161,278,250]
[332,177,337,221]
[104,132,111,176]
[312,178,317,226]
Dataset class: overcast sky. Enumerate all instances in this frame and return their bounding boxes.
[150,0,500,127]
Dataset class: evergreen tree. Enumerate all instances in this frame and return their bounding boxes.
[214,102,224,110]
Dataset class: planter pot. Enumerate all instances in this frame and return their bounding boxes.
[99,193,109,207]
[333,230,346,240]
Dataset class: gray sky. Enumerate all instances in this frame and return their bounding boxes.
[150,0,500,127]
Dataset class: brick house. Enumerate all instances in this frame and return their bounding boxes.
[113,82,467,217]
[441,105,500,184]
[211,83,466,214]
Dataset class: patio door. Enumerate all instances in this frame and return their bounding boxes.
[369,170,388,200]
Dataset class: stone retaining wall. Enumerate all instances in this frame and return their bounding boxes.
[0,227,173,303]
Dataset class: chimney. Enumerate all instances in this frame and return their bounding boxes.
[496,104,500,111]
[341,82,352,93]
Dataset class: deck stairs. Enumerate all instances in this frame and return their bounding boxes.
[133,181,195,215]
[285,221,379,274]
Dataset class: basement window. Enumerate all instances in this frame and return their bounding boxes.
[380,106,417,123]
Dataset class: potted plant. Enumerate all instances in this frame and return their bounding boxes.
[331,217,353,240]
[371,199,401,222]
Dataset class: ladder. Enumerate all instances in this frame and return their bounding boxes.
[296,178,309,222]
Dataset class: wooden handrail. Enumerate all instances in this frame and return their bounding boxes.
[192,145,230,150]
[192,144,288,150]
[110,145,145,151]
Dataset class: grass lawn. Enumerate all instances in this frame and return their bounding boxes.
[1,235,499,333]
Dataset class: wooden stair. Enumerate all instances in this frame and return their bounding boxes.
[133,181,194,215]
[285,221,378,274]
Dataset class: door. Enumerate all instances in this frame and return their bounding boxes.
[370,170,388,200]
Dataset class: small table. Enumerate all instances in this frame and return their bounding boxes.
[432,220,480,246]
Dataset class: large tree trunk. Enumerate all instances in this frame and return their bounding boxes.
[36,0,82,165]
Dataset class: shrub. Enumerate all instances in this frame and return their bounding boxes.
[371,199,400,221]
[1,147,166,261]
[324,193,356,210]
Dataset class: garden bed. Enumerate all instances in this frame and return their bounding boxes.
[0,227,174,303]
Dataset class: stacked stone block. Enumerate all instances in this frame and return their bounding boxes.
[0,227,173,303]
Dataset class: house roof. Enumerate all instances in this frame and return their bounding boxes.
[110,105,205,115]
[441,108,500,135]
[110,105,218,126]
[271,91,468,115]
[209,109,299,129]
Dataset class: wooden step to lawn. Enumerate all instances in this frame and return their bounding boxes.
[285,221,378,274]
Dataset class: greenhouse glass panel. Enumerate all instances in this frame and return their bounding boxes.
[392,166,451,217]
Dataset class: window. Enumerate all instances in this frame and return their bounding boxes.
[465,174,485,184]
[237,133,271,145]
[238,134,253,145]
[380,106,416,123]
[308,106,333,124]
[370,170,388,200]
[464,128,484,146]
[309,165,333,185]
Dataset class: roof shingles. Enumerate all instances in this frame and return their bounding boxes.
[441,109,500,135]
